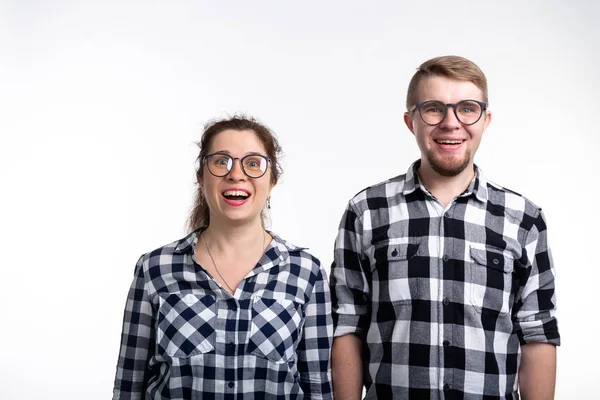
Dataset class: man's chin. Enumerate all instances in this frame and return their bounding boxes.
[428,156,471,177]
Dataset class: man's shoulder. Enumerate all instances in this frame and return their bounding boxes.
[347,173,409,208]
[483,177,543,220]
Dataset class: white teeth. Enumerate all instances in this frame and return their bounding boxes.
[436,139,463,144]
[223,190,249,197]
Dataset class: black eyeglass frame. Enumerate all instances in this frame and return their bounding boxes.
[202,153,272,178]
[408,99,488,126]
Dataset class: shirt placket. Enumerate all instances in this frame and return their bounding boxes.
[427,196,459,398]
[214,293,241,399]
[440,201,464,398]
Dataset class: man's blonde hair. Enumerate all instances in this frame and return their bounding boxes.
[406,55,488,110]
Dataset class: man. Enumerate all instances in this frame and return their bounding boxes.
[330,56,560,399]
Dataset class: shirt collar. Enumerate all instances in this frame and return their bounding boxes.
[401,160,421,195]
[467,167,488,203]
[173,228,201,254]
[402,159,488,203]
[268,232,306,261]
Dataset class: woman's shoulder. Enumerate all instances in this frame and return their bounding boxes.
[137,230,199,268]
[269,232,323,272]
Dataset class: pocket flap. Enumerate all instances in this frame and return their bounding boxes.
[470,247,514,273]
[373,240,421,263]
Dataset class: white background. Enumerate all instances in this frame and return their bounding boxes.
[1,1,598,398]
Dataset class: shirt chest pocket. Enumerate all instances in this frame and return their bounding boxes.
[371,240,422,303]
[247,297,303,364]
[157,293,217,358]
[469,247,515,315]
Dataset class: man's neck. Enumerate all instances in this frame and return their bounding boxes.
[417,163,476,207]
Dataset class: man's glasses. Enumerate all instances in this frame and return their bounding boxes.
[203,153,271,178]
[408,99,487,126]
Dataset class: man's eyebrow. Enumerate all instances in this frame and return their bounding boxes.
[212,150,266,157]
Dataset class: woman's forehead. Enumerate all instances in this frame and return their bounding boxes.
[209,129,267,155]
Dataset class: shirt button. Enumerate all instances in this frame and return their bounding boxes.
[228,381,234,388]
[492,257,500,265]
[443,383,450,391]
[443,255,449,262]
[443,340,450,346]
[443,298,449,306]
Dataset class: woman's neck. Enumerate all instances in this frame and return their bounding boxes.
[202,219,267,255]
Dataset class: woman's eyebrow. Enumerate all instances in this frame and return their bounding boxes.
[212,150,266,157]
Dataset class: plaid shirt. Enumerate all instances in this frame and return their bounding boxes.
[113,228,333,400]
[331,160,560,399]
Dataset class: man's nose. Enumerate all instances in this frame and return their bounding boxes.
[439,106,461,129]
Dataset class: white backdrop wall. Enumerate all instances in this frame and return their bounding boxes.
[1,1,598,398]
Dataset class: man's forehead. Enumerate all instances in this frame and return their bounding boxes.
[416,75,484,101]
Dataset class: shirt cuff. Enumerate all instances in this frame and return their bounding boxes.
[517,317,561,346]
[333,314,365,338]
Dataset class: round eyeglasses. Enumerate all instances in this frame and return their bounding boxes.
[203,153,271,178]
[408,99,487,126]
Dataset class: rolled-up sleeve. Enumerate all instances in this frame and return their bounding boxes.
[330,200,371,338]
[113,256,156,399]
[514,210,560,345]
[296,262,333,399]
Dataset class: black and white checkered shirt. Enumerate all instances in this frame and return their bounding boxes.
[113,228,333,399]
[331,160,560,399]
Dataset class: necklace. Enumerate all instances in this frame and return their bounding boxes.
[203,231,268,294]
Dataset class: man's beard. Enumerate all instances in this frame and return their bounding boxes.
[427,151,471,177]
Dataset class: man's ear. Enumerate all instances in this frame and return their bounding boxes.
[482,109,492,132]
[404,112,416,135]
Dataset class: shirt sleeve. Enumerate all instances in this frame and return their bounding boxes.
[113,256,156,399]
[330,200,371,338]
[296,261,333,399]
[513,210,560,346]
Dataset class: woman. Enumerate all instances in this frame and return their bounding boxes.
[112,116,333,399]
